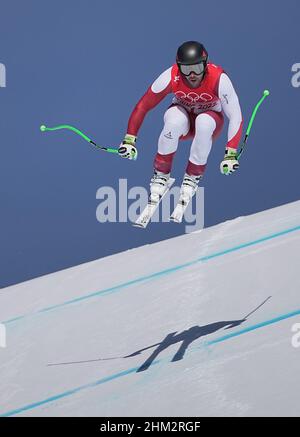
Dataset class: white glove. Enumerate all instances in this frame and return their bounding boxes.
[220,147,239,175]
[118,134,138,160]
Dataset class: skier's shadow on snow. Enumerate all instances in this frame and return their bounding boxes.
[126,319,245,372]
[47,297,271,371]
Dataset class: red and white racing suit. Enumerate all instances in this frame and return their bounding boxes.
[127,63,243,176]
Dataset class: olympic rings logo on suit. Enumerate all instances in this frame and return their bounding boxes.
[174,91,214,103]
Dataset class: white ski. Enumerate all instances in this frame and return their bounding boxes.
[133,178,175,229]
[170,194,192,223]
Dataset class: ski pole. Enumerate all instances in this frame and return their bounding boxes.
[237,89,270,160]
[40,124,119,155]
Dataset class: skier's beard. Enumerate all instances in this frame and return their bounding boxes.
[183,72,204,89]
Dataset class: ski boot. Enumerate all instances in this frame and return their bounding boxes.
[179,173,202,203]
[149,170,171,204]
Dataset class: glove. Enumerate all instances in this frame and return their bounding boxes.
[118,134,138,160]
[220,147,239,175]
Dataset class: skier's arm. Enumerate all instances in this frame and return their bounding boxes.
[219,73,243,150]
[118,67,173,160]
[127,67,173,137]
[219,73,243,175]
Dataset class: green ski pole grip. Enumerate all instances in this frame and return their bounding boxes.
[246,90,270,137]
[40,124,92,142]
[40,124,119,155]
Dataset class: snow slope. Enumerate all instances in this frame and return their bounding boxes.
[1,200,300,417]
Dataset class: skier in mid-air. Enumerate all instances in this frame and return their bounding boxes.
[118,41,243,213]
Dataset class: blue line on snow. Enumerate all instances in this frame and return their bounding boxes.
[4,224,300,325]
[2,307,300,417]
[0,366,141,417]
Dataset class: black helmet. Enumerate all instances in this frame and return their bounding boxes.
[176,41,208,76]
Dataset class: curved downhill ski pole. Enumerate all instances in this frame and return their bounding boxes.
[40,124,119,155]
[237,89,270,160]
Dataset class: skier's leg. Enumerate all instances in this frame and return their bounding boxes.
[151,106,190,199]
[180,112,223,198]
[187,111,224,176]
[188,113,216,174]
[154,105,190,174]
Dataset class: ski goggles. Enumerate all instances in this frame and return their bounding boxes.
[178,62,205,76]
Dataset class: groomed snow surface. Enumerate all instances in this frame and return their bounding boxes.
[1,200,300,417]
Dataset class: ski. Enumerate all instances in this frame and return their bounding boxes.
[133,178,175,229]
[170,194,192,223]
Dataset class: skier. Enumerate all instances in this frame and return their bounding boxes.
[118,40,243,206]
